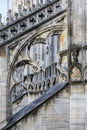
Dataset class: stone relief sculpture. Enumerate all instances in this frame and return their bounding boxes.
[70,48,82,82]
[57,54,67,82]
[71,66,81,81]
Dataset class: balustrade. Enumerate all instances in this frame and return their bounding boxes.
[0,0,67,47]
[12,62,59,102]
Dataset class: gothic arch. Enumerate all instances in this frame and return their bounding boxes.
[28,83,34,91]
[28,38,46,49]
[6,21,66,92]
[46,30,62,40]
[12,60,34,84]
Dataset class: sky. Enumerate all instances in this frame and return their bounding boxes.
[0,0,12,23]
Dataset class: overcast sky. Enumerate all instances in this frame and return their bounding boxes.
[0,0,12,22]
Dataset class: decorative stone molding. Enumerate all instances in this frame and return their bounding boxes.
[84,67,87,80]
[72,49,79,64]
[11,62,59,102]
[3,0,68,106]
[71,66,81,81]
[0,0,67,47]
[57,54,68,82]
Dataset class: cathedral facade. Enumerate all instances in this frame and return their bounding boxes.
[0,0,87,130]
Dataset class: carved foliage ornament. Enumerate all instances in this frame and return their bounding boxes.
[71,66,81,81]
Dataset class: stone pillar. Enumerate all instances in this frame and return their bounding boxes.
[71,0,85,46]
[85,84,87,130]
[70,84,85,130]
[0,47,8,129]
